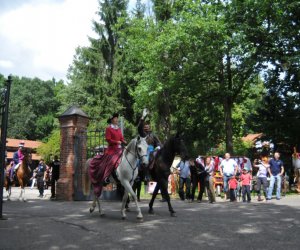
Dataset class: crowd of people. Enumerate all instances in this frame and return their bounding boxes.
[174,152,285,203]
[29,156,60,199]
[7,142,60,199]
[5,109,288,205]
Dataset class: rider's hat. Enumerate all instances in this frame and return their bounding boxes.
[18,141,25,147]
[107,113,119,124]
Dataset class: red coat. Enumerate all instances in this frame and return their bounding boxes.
[105,125,124,155]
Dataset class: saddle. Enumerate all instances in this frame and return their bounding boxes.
[148,149,158,170]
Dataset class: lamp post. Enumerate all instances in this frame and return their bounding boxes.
[0,75,12,219]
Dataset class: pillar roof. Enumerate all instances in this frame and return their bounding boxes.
[59,105,89,119]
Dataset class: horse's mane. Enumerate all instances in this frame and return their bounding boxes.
[162,136,175,151]
[125,137,137,155]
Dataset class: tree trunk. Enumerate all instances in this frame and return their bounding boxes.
[217,52,234,154]
[224,98,234,154]
[224,51,234,154]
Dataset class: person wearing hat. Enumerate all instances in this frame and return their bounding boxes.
[10,141,25,181]
[102,113,127,185]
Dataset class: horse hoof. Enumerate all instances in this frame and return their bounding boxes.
[100,213,105,217]
[148,209,154,215]
[122,216,126,220]
[137,217,143,222]
[170,212,177,217]
[89,208,95,213]
[23,199,27,202]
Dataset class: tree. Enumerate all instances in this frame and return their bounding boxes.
[65,0,128,129]
[5,76,61,140]
[37,129,60,163]
[120,0,264,154]
[132,0,146,19]
[92,0,128,84]
[237,0,300,148]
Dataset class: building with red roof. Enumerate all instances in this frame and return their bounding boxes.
[6,138,43,161]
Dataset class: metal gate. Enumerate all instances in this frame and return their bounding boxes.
[86,129,106,158]
[0,76,12,218]
[73,128,106,200]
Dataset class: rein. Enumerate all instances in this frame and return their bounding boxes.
[123,140,147,184]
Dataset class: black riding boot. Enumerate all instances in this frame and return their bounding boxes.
[111,170,120,184]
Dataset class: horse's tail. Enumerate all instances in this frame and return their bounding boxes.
[83,158,91,196]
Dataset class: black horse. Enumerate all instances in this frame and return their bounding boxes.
[149,133,188,217]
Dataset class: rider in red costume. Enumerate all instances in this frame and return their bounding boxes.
[97,113,126,185]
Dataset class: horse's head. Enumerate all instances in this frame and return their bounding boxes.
[171,132,188,159]
[22,148,32,165]
[136,135,149,166]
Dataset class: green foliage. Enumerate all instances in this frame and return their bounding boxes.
[65,0,128,131]
[210,138,253,157]
[5,76,61,140]
[36,129,60,163]
[117,1,266,153]
[2,0,300,158]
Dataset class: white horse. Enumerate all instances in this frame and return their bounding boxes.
[83,136,148,221]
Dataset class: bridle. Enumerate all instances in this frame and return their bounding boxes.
[123,138,148,184]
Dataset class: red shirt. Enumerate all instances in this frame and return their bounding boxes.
[105,125,124,155]
[240,173,252,186]
[228,178,238,189]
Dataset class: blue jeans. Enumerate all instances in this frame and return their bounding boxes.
[179,177,191,200]
[223,174,233,193]
[267,174,282,199]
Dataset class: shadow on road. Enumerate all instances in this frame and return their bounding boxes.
[1,189,300,249]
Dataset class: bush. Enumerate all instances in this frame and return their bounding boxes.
[37,129,60,163]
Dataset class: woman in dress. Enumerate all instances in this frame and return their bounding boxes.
[90,113,126,186]
[103,113,127,184]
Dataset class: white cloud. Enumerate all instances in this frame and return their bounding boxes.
[0,59,14,68]
[0,0,98,81]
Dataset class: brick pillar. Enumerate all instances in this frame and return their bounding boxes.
[56,106,89,201]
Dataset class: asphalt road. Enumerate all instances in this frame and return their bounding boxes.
[1,187,300,250]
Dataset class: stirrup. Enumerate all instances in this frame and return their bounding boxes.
[102,177,110,186]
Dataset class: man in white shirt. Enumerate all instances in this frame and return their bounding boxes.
[219,153,238,199]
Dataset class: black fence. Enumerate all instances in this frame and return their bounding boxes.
[86,129,106,159]
[0,76,12,218]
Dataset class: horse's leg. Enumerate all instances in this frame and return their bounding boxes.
[122,181,143,220]
[18,179,23,201]
[149,182,160,214]
[159,178,176,217]
[96,196,105,216]
[19,188,24,201]
[90,195,97,213]
[8,186,12,201]
[22,187,26,202]
[125,196,130,210]
[7,183,11,201]
[121,189,129,220]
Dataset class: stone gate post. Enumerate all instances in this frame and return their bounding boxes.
[56,106,89,201]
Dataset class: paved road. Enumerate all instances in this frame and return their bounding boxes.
[1,187,300,250]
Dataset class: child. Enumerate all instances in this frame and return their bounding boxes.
[228,176,238,202]
[240,169,252,202]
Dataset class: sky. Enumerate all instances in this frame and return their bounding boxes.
[0,0,139,82]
